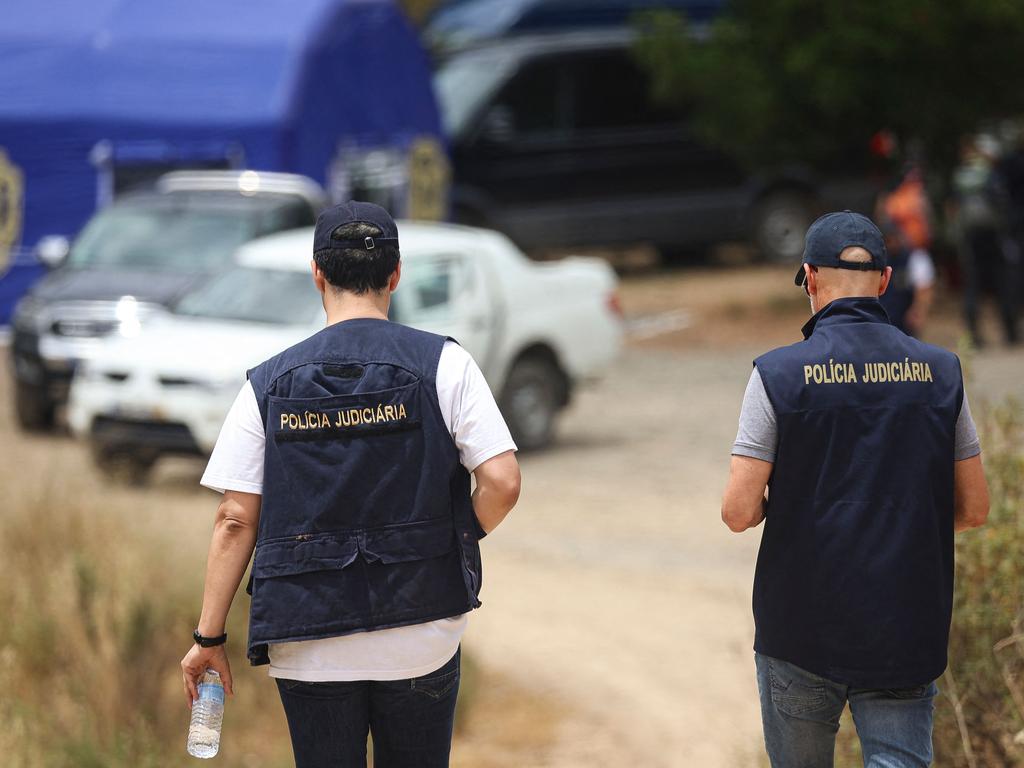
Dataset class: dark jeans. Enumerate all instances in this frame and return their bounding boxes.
[756,653,937,768]
[961,226,1020,345]
[275,648,460,768]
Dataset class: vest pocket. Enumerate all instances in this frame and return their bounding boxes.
[252,534,360,578]
[361,517,456,564]
[251,518,456,579]
[249,519,469,643]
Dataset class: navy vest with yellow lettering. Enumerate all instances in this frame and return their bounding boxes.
[244,318,482,666]
[753,297,962,687]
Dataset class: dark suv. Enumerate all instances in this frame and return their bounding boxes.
[424,0,723,54]
[10,171,324,430]
[433,29,876,260]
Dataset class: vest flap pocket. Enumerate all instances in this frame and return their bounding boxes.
[361,518,455,565]
[252,535,360,579]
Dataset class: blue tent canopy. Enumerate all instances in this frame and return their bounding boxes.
[0,0,444,323]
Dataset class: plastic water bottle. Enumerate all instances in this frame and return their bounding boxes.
[187,669,224,759]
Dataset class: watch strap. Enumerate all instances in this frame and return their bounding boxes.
[193,628,228,647]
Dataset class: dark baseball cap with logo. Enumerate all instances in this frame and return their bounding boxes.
[313,200,399,256]
[794,210,888,286]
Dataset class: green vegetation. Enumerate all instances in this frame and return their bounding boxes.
[635,1,1024,172]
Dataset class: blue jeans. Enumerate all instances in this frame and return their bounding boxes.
[275,648,460,768]
[755,653,937,768]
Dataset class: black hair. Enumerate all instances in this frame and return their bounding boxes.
[313,222,400,294]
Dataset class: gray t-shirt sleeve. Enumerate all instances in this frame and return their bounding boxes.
[731,367,778,463]
[955,391,981,460]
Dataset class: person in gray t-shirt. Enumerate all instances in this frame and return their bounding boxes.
[720,210,991,768]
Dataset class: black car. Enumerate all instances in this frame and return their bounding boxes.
[10,171,324,430]
[433,29,877,261]
[425,0,723,54]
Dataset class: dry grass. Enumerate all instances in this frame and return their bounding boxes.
[835,397,1024,767]
[0,461,294,767]
[0,439,563,767]
[934,398,1024,766]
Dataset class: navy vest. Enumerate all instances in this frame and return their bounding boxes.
[244,318,482,666]
[753,298,962,687]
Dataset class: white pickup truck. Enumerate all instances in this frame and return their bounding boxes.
[68,221,623,481]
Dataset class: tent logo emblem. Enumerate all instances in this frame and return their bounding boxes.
[0,149,24,273]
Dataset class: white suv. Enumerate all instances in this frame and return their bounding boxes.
[69,221,623,482]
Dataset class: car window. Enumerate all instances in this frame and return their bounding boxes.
[393,255,466,323]
[174,267,321,325]
[434,50,518,139]
[567,50,687,134]
[257,199,318,234]
[67,204,259,270]
[427,0,531,49]
[489,56,571,141]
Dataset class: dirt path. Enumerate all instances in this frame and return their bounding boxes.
[459,266,1024,767]
[464,344,762,767]
[4,265,1022,767]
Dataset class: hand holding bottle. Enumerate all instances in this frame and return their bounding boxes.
[181,642,234,707]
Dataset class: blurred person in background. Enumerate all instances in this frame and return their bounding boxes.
[721,211,989,768]
[876,164,936,336]
[995,130,1024,322]
[949,134,1020,346]
[877,228,936,337]
[181,201,521,767]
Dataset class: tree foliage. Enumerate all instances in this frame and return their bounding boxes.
[635,0,1024,172]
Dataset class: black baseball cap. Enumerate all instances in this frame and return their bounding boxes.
[313,200,399,255]
[794,210,888,286]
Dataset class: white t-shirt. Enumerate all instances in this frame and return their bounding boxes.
[907,248,937,289]
[201,340,516,681]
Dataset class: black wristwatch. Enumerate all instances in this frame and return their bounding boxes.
[193,628,228,648]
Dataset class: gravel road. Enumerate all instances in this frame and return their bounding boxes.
[467,344,765,767]
[466,328,1024,767]
[5,264,1021,767]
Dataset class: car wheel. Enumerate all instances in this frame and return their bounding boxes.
[91,445,157,486]
[752,191,815,264]
[500,357,563,451]
[14,382,56,431]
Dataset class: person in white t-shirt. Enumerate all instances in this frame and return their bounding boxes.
[181,201,520,767]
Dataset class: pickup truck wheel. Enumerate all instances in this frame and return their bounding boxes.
[500,358,562,451]
[91,445,156,486]
[752,191,814,264]
[14,382,56,431]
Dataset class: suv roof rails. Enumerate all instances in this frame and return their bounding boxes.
[156,170,326,208]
